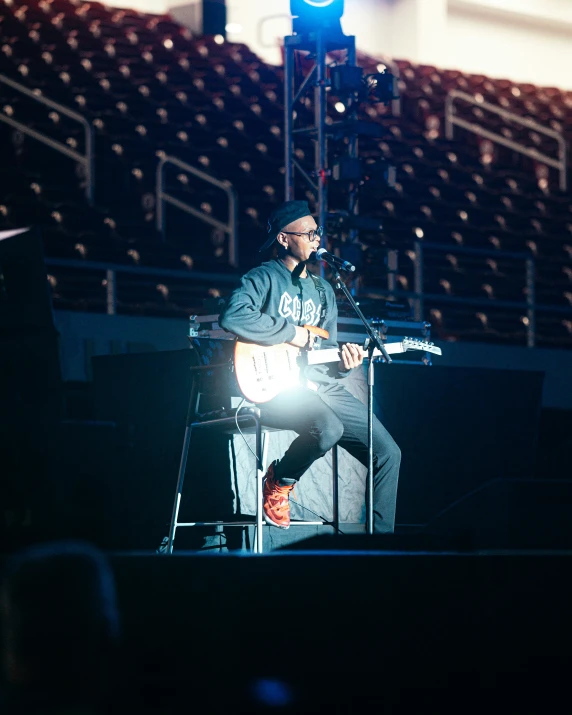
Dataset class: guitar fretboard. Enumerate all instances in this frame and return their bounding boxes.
[306,340,441,365]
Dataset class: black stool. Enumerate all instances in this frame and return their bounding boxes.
[166,366,339,553]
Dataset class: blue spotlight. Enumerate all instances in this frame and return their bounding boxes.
[290,0,345,36]
[251,678,293,707]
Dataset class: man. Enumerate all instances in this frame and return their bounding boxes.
[220,200,400,533]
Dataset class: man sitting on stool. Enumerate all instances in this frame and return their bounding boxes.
[220,201,400,532]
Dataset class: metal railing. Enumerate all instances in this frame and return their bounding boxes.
[445,89,567,192]
[411,241,537,347]
[156,155,239,268]
[44,249,572,348]
[45,257,240,316]
[0,73,95,205]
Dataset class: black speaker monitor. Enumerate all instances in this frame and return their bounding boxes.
[0,227,56,332]
[0,226,61,403]
[422,478,572,550]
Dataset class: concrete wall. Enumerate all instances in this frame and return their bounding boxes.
[446,0,572,88]
[87,1,572,87]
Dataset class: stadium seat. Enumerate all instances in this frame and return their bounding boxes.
[0,0,570,344]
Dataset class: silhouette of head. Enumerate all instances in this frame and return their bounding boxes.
[1,540,120,697]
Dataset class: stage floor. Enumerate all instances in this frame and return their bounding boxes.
[2,546,569,712]
[102,547,572,711]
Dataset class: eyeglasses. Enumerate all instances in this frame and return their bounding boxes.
[281,226,324,242]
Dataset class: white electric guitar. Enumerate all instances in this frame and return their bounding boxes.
[234,334,442,403]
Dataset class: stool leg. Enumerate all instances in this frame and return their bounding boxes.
[255,427,267,554]
[167,424,194,554]
[332,444,339,535]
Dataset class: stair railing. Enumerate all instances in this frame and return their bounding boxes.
[412,241,537,347]
[445,89,567,192]
[45,256,240,316]
[44,250,572,349]
[0,73,95,205]
[156,155,239,268]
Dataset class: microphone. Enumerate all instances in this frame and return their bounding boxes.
[313,247,356,273]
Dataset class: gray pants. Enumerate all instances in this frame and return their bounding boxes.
[259,381,401,533]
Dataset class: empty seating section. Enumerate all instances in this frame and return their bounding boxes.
[0,0,570,347]
[376,56,572,166]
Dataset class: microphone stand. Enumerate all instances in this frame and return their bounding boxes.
[330,266,392,536]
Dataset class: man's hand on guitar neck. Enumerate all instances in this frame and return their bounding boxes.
[339,343,364,373]
[289,330,364,372]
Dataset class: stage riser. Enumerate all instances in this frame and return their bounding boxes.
[110,552,572,684]
[91,351,544,547]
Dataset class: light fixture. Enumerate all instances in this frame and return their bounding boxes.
[330,64,398,106]
[290,0,345,37]
[365,71,398,104]
[332,156,362,182]
[330,65,363,94]
[363,160,397,188]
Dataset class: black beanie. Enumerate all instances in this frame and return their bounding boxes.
[259,200,312,252]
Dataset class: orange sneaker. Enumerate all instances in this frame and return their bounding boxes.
[262,463,296,529]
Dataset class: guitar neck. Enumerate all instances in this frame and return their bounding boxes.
[306,343,403,366]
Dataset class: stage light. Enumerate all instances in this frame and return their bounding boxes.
[332,156,362,181]
[291,0,344,13]
[363,159,397,188]
[334,101,346,113]
[251,678,293,707]
[290,0,345,36]
[330,64,398,107]
[365,71,398,104]
[330,65,363,94]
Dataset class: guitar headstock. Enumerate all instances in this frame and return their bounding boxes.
[402,337,442,356]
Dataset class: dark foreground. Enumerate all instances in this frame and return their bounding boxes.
[88,546,572,713]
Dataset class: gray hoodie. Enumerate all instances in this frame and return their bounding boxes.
[220,259,348,385]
